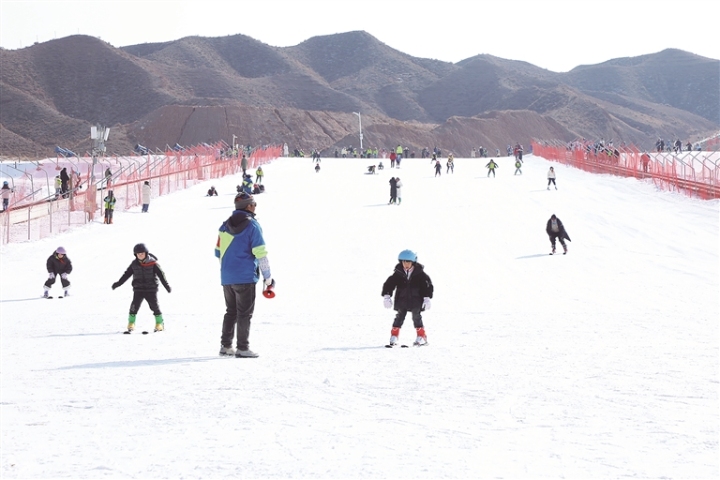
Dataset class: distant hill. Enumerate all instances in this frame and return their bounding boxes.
[1,32,717,158]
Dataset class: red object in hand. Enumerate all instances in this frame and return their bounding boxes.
[262,279,276,298]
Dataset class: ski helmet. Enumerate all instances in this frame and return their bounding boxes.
[2,181,8,186]
[133,243,148,254]
[55,246,67,255]
[398,249,417,262]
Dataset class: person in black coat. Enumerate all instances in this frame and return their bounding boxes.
[43,246,72,297]
[112,243,171,333]
[59,167,70,197]
[382,250,434,346]
[546,214,571,254]
[388,177,398,204]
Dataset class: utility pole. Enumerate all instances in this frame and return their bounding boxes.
[353,112,363,151]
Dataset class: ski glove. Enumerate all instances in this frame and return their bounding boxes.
[111,282,120,290]
[60,273,68,280]
[264,278,274,287]
[48,272,55,279]
[422,297,432,310]
[383,295,393,309]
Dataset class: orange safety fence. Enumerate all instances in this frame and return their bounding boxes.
[0,143,283,244]
[531,141,720,200]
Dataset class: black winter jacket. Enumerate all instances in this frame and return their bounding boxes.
[381,262,433,311]
[114,253,170,292]
[46,253,73,275]
[546,217,571,241]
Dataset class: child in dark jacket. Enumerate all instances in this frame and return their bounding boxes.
[382,249,434,346]
[43,247,73,297]
[112,243,171,333]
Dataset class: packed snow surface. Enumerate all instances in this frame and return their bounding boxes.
[1,154,718,479]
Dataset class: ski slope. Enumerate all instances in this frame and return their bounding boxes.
[1,154,718,479]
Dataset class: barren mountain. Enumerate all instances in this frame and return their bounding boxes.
[0,32,717,159]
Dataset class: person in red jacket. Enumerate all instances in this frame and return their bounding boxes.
[43,247,72,298]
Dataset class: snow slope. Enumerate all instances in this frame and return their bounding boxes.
[1,154,718,479]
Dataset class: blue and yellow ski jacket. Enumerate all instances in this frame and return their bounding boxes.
[215,210,268,285]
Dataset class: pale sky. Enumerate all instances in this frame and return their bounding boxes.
[1,0,718,72]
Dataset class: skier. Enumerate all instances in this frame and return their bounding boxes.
[207,186,219,196]
[1,181,13,211]
[43,247,73,298]
[103,190,116,224]
[255,166,264,184]
[434,160,442,177]
[141,181,151,212]
[547,167,557,190]
[388,177,398,204]
[446,154,454,174]
[514,159,523,175]
[382,249,434,347]
[486,159,499,177]
[315,163,321,173]
[395,177,403,205]
[546,214,571,255]
[112,243,171,333]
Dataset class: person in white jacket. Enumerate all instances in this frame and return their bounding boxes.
[141,181,152,212]
[547,167,557,190]
[395,177,403,205]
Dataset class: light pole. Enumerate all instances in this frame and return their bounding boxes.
[353,112,363,151]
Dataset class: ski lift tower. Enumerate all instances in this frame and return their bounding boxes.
[90,125,110,184]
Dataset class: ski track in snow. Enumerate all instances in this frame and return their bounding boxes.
[1,154,718,478]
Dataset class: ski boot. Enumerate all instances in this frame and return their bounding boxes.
[127,314,136,332]
[63,289,70,297]
[551,246,556,255]
[414,327,428,346]
[388,327,400,346]
[43,288,50,298]
[154,315,164,332]
[563,244,568,255]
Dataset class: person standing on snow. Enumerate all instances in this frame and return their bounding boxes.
[446,154,454,174]
[388,177,398,204]
[43,247,73,298]
[546,214,571,255]
[1,181,13,211]
[141,181,151,213]
[395,177,403,205]
[514,159,523,175]
[382,249,434,347]
[255,166,264,185]
[215,192,274,358]
[241,154,249,176]
[486,159,499,177]
[547,166,557,190]
[434,160,442,177]
[112,243,171,333]
[103,190,116,224]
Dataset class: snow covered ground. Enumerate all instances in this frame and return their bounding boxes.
[1,154,718,479]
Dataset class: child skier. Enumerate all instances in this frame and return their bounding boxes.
[514,159,523,175]
[112,243,171,333]
[382,249,434,347]
[486,159,499,177]
[43,247,72,298]
[103,190,116,224]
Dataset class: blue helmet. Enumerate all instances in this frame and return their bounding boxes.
[398,249,417,262]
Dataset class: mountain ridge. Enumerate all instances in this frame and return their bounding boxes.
[1,33,717,158]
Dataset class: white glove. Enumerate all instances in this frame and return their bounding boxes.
[60,273,68,280]
[383,295,393,309]
[264,278,274,287]
[422,297,432,310]
[48,272,55,279]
